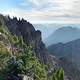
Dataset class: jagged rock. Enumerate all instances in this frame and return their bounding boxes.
[0,14,75,80]
[19,75,33,80]
[1,15,57,66]
[23,76,33,80]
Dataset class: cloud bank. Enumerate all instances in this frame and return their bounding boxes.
[1,0,80,23]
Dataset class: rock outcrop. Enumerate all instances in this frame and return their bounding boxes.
[0,15,57,68]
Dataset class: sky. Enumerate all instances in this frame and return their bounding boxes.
[0,0,80,24]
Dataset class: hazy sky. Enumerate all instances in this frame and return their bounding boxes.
[0,0,80,23]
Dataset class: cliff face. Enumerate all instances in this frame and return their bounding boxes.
[0,14,60,80]
[2,15,57,67]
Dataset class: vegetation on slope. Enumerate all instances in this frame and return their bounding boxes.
[0,17,64,80]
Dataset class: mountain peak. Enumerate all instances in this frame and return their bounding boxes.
[56,26,77,31]
[44,26,80,46]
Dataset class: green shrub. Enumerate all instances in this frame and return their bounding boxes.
[52,68,64,80]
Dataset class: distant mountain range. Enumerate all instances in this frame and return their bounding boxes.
[34,24,80,80]
[33,24,60,40]
[48,39,80,70]
[44,26,80,46]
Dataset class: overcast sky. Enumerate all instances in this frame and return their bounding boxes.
[0,0,80,24]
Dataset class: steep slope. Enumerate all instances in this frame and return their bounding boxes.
[48,39,80,69]
[59,57,80,80]
[0,27,48,80]
[0,14,79,80]
[3,15,56,66]
[0,14,61,80]
[44,26,80,46]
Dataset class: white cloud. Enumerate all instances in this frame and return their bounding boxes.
[1,0,80,23]
[23,0,59,11]
[22,0,80,17]
[56,0,80,16]
[1,8,80,24]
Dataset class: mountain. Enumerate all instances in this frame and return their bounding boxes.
[44,26,80,46]
[4,15,57,66]
[34,24,80,41]
[33,24,61,40]
[48,39,80,80]
[0,14,62,80]
[59,57,80,80]
[48,39,80,70]
[0,14,80,80]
